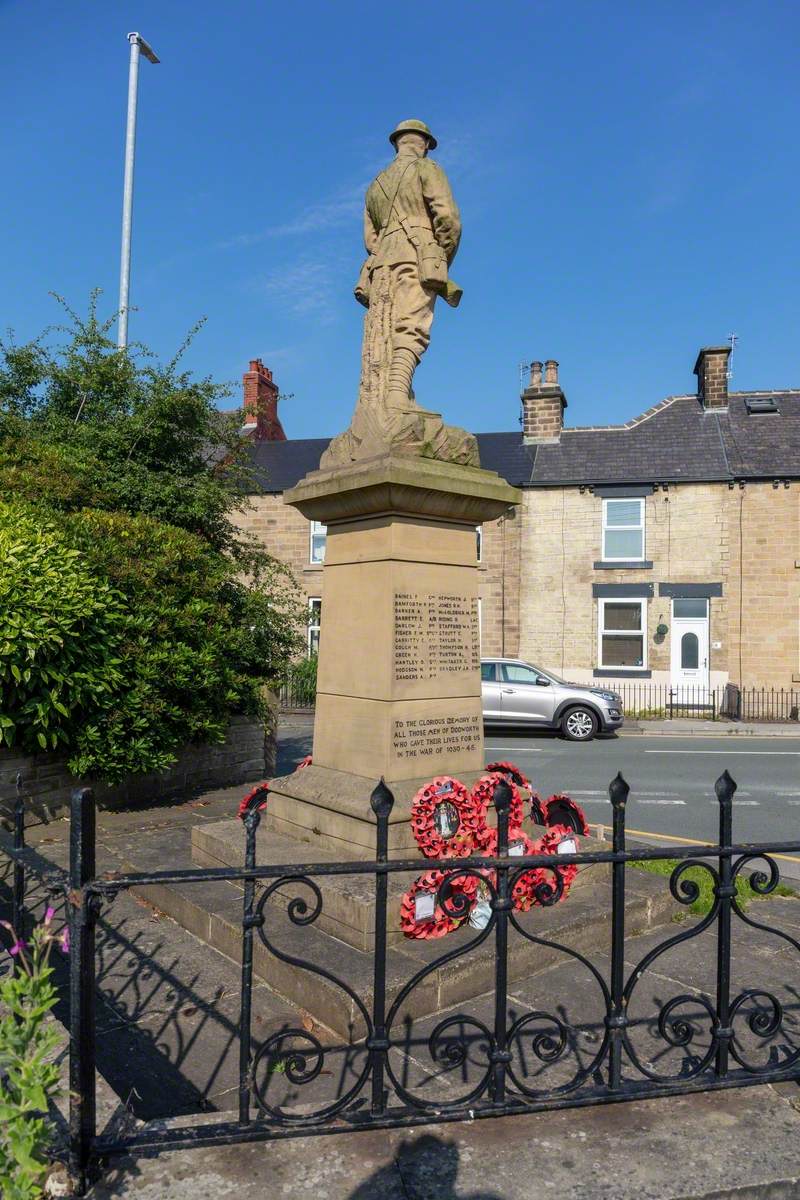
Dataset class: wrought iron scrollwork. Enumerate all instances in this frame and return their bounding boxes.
[250,874,373,1123]
[383,866,498,1110]
[622,858,720,1082]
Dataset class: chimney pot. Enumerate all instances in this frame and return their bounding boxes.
[529,361,543,388]
[544,359,559,386]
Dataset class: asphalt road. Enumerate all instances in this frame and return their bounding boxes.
[277,717,800,879]
[486,729,800,881]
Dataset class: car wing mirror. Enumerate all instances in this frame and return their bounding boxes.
[535,677,550,686]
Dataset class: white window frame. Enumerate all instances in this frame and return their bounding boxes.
[308,596,321,657]
[601,497,645,563]
[309,520,327,565]
[597,598,647,671]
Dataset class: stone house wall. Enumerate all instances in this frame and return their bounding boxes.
[518,481,800,689]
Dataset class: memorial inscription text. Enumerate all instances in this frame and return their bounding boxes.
[393,590,480,682]
[392,713,482,761]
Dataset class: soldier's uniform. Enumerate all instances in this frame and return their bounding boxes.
[363,147,461,366]
[321,120,478,468]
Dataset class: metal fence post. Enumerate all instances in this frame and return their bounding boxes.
[238,804,263,1125]
[12,773,24,952]
[68,787,97,1195]
[714,770,736,1077]
[607,773,630,1091]
[369,779,394,1115]
[490,777,512,1104]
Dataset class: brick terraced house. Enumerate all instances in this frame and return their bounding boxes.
[232,349,800,700]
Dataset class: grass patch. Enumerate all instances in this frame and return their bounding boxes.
[630,858,797,916]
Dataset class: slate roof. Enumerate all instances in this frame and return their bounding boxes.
[244,391,800,493]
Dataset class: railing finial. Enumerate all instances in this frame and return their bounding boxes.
[608,773,630,810]
[370,778,395,819]
[715,770,737,807]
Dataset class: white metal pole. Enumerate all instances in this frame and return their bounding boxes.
[117,33,141,349]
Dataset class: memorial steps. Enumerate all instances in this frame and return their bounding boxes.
[111,813,679,1039]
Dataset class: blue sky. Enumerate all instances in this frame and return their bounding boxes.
[2,0,798,438]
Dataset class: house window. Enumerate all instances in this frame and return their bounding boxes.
[310,520,327,564]
[602,498,644,562]
[476,526,482,563]
[598,599,646,669]
[308,597,321,656]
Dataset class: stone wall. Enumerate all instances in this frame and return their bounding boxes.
[1,715,274,822]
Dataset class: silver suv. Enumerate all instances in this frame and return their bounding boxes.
[481,658,623,741]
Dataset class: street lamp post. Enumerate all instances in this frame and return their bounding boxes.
[117,32,160,350]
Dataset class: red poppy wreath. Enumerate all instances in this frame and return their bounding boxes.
[237,781,271,820]
[485,760,531,790]
[530,793,590,838]
[409,776,482,859]
[399,868,481,939]
[470,773,525,849]
[515,825,578,907]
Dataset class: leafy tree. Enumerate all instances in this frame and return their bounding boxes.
[0,292,254,551]
[0,296,303,782]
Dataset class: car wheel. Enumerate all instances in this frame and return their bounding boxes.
[561,706,598,742]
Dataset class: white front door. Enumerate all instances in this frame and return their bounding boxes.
[670,598,710,699]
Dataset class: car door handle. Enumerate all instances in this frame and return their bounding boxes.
[502,688,516,694]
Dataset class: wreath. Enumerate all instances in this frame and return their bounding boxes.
[485,760,531,790]
[237,781,271,820]
[409,776,481,859]
[530,793,589,838]
[399,868,481,939]
[508,827,580,910]
[297,754,313,770]
[470,773,525,850]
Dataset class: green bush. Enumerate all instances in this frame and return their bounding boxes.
[0,500,300,783]
[0,501,127,756]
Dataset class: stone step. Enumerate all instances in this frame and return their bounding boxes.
[117,832,679,1038]
[191,816,612,952]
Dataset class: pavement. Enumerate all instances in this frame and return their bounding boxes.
[622,719,800,737]
[4,713,800,1198]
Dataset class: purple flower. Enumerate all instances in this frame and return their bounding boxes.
[59,927,70,954]
[9,939,27,956]
[44,906,55,925]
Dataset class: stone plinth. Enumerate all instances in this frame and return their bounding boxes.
[271,454,520,857]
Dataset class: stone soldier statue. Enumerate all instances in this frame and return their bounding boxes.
[321,120,479,468]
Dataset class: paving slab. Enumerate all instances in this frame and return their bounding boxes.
[84,1084,800,1199]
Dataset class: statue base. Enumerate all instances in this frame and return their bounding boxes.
[281,453,521,859]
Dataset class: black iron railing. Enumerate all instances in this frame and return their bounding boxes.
[280,681,800,722]
[3,773,800,1195]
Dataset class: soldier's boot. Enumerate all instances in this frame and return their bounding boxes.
[385,348,419,409]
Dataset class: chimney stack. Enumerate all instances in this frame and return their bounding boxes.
[522,357,567,444]
[694,346,731,411]
[242,359,287,441]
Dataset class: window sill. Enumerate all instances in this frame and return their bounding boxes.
[594,561,653,570]
[593,669,652,679]
[304,564,324,571]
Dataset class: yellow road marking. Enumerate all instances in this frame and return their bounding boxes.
[625,825,800,865]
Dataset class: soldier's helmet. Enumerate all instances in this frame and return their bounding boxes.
[389,119,437,151]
